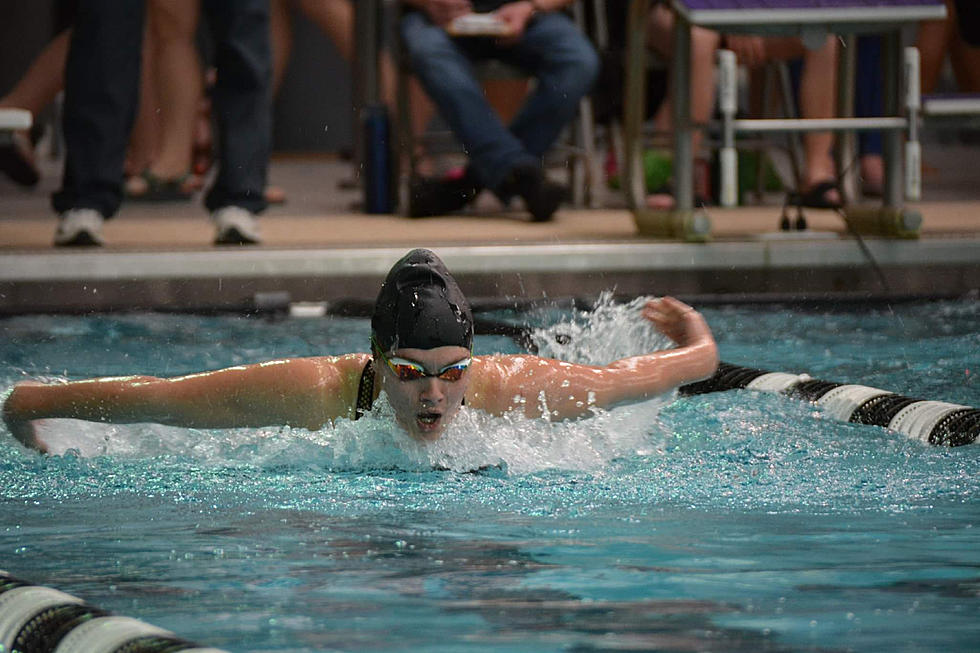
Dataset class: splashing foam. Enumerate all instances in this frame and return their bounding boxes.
[25,295,676,473]
[531,293,673,365]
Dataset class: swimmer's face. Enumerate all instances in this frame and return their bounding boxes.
[377,345,472,441]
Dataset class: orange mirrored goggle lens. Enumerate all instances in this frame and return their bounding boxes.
[385,356,471,382]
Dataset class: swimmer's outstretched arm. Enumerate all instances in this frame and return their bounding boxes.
[472,297,718,420]
[2,355,368,453]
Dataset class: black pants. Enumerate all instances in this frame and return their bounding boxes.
[954,0,980,47]
[52,0,271,218]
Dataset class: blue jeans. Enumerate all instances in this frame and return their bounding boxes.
[53,0,271,218]
[400,10,599,191]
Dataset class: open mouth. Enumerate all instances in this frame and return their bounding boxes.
[416,412,442,432]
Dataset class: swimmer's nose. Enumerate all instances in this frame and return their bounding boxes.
[419,377,444,403]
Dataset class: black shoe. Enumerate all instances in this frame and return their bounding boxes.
[0,132,40,187]
[407,168,481,218]
[495,163,565,222]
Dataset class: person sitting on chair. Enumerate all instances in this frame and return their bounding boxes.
[400,0,599,222]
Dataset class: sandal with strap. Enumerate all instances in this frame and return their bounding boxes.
[125,170,196,202]
[781,179,843,231]
[788,179,842,210]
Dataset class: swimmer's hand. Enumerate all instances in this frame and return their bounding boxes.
[642,296,713,349]
[3,382,48,453]
[477,297,718,419]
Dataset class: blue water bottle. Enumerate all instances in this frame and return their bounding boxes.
[362,103,393,214]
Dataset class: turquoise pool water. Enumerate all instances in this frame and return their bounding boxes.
[1,298,978,652]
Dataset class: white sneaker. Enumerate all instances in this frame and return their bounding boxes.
[54,208,105,247]
[212,205,262,245]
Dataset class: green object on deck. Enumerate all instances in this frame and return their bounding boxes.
[606,149,673,192]
[736,150,783,196]
[609,149,782,202]
[842,206,923,239]
[643,149,673,193]
[633,207,712,242]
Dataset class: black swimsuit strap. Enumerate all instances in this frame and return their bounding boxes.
[354,358,375,420]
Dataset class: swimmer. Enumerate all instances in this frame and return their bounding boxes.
[2,249,718,453]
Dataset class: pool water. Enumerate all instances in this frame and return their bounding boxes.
[1,298,978,652]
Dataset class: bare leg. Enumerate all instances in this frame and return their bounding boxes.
[758,36,805,62]
[646,5,680,142]
[378,47,437,173]
[739,35,839,201]
[917,5,952,94]
[797,35,838,196]
[0,28,73,185]
[125,20,162,179]
[264,0,301,204]
[645,4,719,208]
[295,0,353,60]
[296,0,437,173]
[0,29,71,113]
[860,152,884,195]
[270,0,294,94]
[145,0,202,182]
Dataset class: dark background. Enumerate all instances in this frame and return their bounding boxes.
[0,1,354,153]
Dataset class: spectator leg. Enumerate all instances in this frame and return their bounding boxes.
[916,8,951,94]
[502,12,600,159]
[0,29,71,115]
[201,0,271,214]
[399,11,532,191]
[52,0,146,218]
[799,36,838,190]
[145,0,203,181]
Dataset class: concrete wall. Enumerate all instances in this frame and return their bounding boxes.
[272,7,354,152]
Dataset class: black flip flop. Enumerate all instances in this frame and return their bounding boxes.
[126,170,194,202]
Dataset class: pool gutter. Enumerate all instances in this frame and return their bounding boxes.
[1,238,978,314]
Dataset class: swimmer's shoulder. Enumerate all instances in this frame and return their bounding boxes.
[306,352,371,372]
[471,353,569,377]
[307,352,372,386]
[259,353,369,380]
[468,353,543,413]
[285,353,371,422]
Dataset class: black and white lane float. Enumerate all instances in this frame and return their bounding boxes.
[680,362,979,446]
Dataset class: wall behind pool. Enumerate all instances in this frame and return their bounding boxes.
[270,8,354,152]
[0,0,355,153]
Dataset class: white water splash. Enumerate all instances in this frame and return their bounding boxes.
[31,393,669,475]
[17,295,678,473]
[530,293,673,365]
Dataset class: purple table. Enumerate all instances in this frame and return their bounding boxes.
[679,0,945,28]
[623,0,947,239]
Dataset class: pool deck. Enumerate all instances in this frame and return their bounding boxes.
[1,141,979,313]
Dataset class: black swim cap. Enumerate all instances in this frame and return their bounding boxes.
[371,249,473,352]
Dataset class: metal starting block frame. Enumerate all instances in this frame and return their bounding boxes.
[622,0,948,241]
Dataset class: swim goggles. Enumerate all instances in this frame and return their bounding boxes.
[371,335,472,382]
